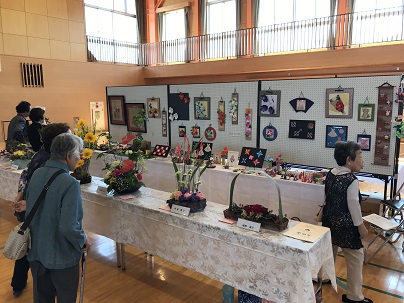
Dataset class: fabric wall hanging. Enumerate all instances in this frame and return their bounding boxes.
[262,123,278,141]
[289,92,314,113]
[357,97,375,121]
[238,147,267,168]
[179,125,186,137]
[125,103,147,133]
[152,145,171,157]
[194,94,211,120]
[325,125,348,148]
[288,120,316,140]
[192,125,200,138]
[168,92,190,120]
[373,82,394,165]
[357,132,371,151]
[217,98,226,131]
[161,108,167,137]
[325,86,354,118]
[204,125,216,141]
[245,107,252,140]
[229,92,239,124]
[146,98,160,118]
[192,141,213,159]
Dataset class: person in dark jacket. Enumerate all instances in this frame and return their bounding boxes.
[27,107,46,152]
[11,123,70,297]
[322,141,372,303]
[6,101,31,149]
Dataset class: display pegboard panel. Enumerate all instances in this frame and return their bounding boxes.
[169,81,259,152]
[107,85,169,146]
[261,75,400,176]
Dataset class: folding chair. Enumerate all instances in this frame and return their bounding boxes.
[363,183,404,263]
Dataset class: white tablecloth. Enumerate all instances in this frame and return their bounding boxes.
[0,165,336,303]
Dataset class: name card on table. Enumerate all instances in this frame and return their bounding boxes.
[10,164,19,170]
[171,204,190,216]
[96,186,108,195]
[237,218,261,232]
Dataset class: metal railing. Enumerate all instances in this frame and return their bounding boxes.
[87,6,404,66]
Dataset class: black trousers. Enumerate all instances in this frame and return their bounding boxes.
[11,255,30,291]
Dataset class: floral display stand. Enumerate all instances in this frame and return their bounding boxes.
[223,170,289,231]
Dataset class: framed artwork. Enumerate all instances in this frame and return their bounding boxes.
[125,103,147,133]
[326,88,354,118]
[217,100,225,131]
[358,104,375,121]
[152,145,171,157]
[228,151,239,167]
[108,95,126,125]
[230,93,238,124]
[259,90,281,117]
[288,120,315,140]
[325,125,348,148]
[168,93,189,120]
[179,125,186,137]
[194,97,211,120]
[147,98,160,118]
[357,134,371,151]
[192,125,200,138]
[238,147,267,168]
[212,152,221,164]
[289,98,314,113]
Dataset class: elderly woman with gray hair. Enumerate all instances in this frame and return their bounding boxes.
[25,133,90,303]
[322,141,372,303]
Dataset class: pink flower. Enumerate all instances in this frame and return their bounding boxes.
[137,173,142,180]
[113,169,122,176]
[196,192,205,199]
[245,129,251,136]
[173,191,182,200]
[183,192,192,199]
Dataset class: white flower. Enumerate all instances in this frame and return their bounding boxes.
[112,160,121,168]
[169,107,173,113]
[125,150,133,155]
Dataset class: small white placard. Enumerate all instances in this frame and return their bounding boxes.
[96,186,108,195]
[171,204,190,216]
[237,218,261,232]
[10,164,19,170]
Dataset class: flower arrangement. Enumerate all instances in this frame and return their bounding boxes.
[9,144,34,160]
[393,115,404,138]
[167,136,211,213]
[72,118,101,183]
[100,133,147,194]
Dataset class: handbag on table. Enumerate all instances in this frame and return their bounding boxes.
[3,169,64,260]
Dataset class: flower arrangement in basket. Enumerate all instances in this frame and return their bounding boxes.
[223,170,289,231]
[167,136,211,213]
[100,133,147,194]
[72,118,103,184]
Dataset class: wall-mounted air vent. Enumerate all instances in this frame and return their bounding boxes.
[21,63,44,87]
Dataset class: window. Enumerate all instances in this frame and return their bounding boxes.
[352,0,404,45]
[162,9,186,41]
[84,0,138,64]
[256,0,332,53]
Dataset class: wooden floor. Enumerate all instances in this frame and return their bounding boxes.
[0,198,403,303]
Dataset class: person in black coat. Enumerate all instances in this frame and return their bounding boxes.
[28,107,46,152]
[6,101,31,149]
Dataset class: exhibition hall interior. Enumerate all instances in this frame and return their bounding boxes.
[0,1,403,303]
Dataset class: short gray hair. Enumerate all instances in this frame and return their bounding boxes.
[50,133,83,161]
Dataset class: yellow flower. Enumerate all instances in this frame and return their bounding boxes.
[84,132,96,143]
[76,159,84,168]
[14,151,25,156]
[75,129,83,137]
[82,149,93,159]
[76,119,85,128]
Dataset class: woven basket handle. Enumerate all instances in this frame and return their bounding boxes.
[229,170,283,219]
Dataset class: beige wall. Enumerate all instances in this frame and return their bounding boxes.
[0,0,86,61]
[0,55,144,143]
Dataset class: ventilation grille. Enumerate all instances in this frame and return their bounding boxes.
[21,63,44,87]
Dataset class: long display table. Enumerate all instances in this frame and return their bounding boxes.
[90,155,325,224]
[0,165,336,303]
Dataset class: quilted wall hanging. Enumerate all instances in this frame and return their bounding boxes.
[238,147,267,168]
[288,120,316,140]
[168,92,190,120]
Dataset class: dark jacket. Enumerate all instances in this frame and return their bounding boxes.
[28,122,43,152]
[7,114,29,144]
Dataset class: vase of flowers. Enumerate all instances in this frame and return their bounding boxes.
[72,118,102,184]
[223,170,289,231]
[167,136,210,213]
[100,133,147,194]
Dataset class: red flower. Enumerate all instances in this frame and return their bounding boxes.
[121,159,135,173]
[221,146,228,156]
[113,169,122,176]
[137,173,142,180]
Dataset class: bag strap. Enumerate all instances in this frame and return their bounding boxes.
[18,169,65,234]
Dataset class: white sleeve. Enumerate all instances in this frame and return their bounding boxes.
[347,179,363,226]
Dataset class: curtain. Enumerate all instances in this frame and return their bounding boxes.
[199,0,207,60]
[135,0,146,44]
[327,0,338,49]
[235,0,242,57]
[158,13,164,63]
[253,0,260,27]
[347,0,356,46]
[184,6,190,62]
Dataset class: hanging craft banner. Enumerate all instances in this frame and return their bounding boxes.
[168,93,190,120]
[217,99,226,131]
[161,109,167,137]
[373,83,394,166]
[262,124,278,141]
[229,93,238,124]
[245,107,252,140]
